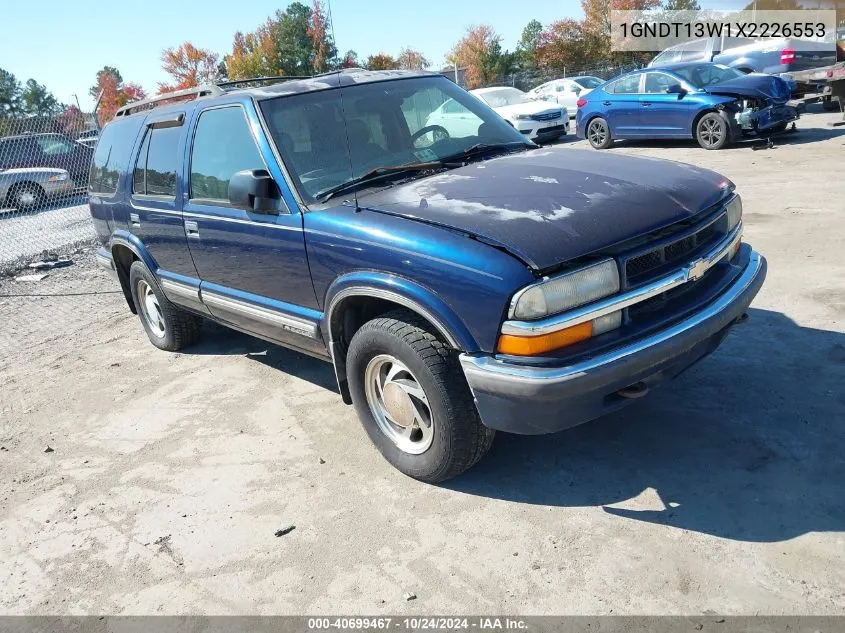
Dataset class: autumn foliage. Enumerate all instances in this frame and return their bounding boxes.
[448,25,502,89]
[158,42,220,94]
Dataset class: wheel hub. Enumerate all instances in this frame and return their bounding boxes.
[363,354,435,455]
[137,280,166,339]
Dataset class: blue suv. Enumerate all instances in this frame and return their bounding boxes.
[90,69,766,482]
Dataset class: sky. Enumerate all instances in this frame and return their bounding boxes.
[1,0,777,111]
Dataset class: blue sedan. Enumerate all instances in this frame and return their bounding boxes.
[576,63,798,150]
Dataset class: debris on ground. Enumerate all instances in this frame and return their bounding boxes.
[403,591,417,601]
[15,273,48,282]
[274,525,296,537]
[319,457,326,464]
[43,446,54,453]
[28,259,73,271]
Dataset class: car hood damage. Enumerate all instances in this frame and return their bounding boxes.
[360,147,732,272]
[703,73,792,105]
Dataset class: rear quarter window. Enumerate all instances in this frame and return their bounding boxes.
[89,117,144,195]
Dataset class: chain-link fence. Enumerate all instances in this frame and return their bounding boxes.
[0,113,98,275]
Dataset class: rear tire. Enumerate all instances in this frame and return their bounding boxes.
[586,117,613,149]
[696,112,730,150]
[346,309,495,483]
[128,260,202,351]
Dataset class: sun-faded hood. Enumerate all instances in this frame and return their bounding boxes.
[359,147,733,271]
[703,73,792,104]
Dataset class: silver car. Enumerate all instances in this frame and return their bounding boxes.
[0,167,74,211]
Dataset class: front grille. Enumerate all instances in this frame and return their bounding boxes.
[622,212,726,288]
[536,124,567,135]
[531,111,562,121]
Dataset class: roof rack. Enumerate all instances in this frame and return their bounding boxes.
[114,84,224,118]
[216,75,312,89]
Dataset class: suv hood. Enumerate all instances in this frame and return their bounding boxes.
[703,73,792,104]
[360,147,732,271]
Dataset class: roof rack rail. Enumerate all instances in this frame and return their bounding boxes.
[114,84,225,118]
[216,75,312,89]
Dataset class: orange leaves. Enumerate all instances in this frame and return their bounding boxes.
[158,42,220,94]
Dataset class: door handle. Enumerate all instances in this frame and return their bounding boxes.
[184,220,200,239]
[129,213,140,228]
[602,101,612,106]
[642,102,652,107]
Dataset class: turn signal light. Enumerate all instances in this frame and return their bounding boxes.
[497,322,593,355]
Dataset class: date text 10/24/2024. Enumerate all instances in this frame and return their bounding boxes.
[307,617,529,630]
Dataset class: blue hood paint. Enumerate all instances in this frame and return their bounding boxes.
[703,73,792,104]
[359,147,732,271]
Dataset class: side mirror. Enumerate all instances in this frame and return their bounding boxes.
[667,84,687,96]
[228,169,284,214]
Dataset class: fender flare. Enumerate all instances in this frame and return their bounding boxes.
[109,230,160,313]
[322,272,478,353]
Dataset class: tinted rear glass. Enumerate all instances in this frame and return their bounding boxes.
[132,125,181,197]
[89,118,143,194]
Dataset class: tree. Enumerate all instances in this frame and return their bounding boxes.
[159,42,220,93]
[275,2,318,75]
[516,19,544,69]
[0,68,22,116]
[57,105,86,135]
[122,82,147,103]
[307,0,336,72]
[536,19,594,71]
[366,53,400,70]
[662,0,700,9]
[341,50,360,68]
[88,66,122,102]
[448,25,503,89]
[226,26,279,80]
[20,79,61,116]
[397,48,430,70]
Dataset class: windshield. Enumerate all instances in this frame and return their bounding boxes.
[672,64,744,88]
[574,77,603,89]
[260,76,531,204]
[474,88,532,107]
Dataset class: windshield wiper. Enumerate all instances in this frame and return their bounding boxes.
[317,162,443,202]
[439,141,533,165]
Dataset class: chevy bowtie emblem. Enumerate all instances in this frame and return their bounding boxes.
[688,258,709,281]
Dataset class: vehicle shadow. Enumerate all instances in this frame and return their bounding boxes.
[188,321,338,393]
[445,307,845,543]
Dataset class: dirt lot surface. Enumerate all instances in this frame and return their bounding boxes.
[1,108,844,615]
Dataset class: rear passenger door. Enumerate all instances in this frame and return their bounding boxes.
[128,113,200,286]
[603,74,644,137]
[183,103,323,355]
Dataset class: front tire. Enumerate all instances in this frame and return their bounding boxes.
[346,310,494,483]
[128,260,202,351]
[9,182,45,211]
[696,112,730,150]
[586,117,613,149]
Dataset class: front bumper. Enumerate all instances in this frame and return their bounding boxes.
[516,119,568,140]
[459,249,766,435]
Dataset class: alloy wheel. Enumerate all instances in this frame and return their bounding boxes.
[136,280,166,339]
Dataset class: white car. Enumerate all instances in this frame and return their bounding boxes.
[527,76,604,117]
[468,87,567,142]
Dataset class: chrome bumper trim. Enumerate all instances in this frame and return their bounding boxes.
[462,249,763,384]
[502,222,743,337]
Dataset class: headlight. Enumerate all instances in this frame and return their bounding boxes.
[513,114,532,120]
[501,259,622,355]
[48,173,68,182]
[510,259,620,320]
[726,194,742,230]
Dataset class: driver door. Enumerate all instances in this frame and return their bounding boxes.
[639,72,693,137]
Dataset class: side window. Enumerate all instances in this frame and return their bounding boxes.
[144,126,180,196]
[606,74,641,94]
[190,107,265,202]
[36,136,76,156]
[89,118,144,195]
[644,73,676,94]
[132,131,150,194]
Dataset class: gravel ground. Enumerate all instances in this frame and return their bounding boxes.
[1,107,843,615]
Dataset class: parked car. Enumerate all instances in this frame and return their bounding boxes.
[468,87,568,141]
[649,37,837,76]
[0,132,93,188]
[1,167,73,211]
[576,63,798,150]
[76,129,100,149]
[527,76,604,116]
[91,69,766,482]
